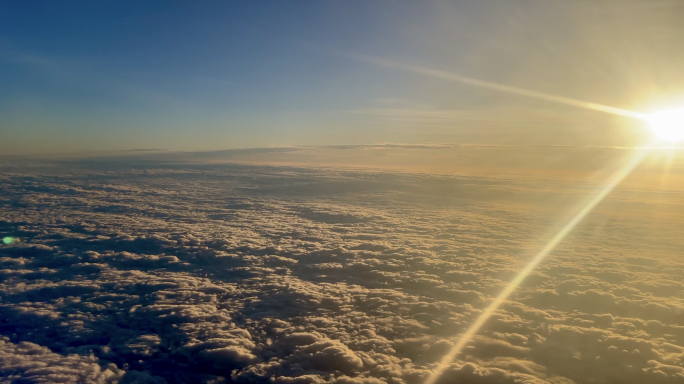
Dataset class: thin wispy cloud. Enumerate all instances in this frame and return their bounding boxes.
[351,108,561,123]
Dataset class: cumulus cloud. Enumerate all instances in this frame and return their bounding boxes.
[0,156,682,383]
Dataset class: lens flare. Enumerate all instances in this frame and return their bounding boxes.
[645,108,684,142]
[342,53,647,120]
[422,146,651,384]
[3,237,16,245]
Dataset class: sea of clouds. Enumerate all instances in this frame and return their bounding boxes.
[0,153,683,384]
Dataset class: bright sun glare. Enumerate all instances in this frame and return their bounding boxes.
[646,107,684,142]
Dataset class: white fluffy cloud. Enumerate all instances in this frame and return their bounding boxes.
[0,156,682,383]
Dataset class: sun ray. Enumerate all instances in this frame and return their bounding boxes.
[422,145,651,384]
[344,53,648,120]
[656,148,677,210]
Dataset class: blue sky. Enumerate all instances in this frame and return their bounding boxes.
[1,1,682,154]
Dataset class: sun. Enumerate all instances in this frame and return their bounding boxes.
[645,107,684,142]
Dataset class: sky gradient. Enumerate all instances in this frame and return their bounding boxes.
[2,1,684,154]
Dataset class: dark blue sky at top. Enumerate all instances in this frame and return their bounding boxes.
[1,1,683,153]
[2,2,401,109]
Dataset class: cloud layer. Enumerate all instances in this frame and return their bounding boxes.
[0,157,683,383]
